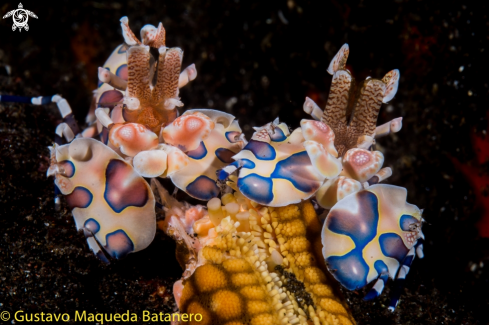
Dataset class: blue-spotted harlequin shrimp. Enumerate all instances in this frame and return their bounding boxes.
[218,117,342,206]
[300,44,424,310]
[322,184,424,311]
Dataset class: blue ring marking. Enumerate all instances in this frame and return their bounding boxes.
[245,140,276,160]
[215,148,236,164]
[66,187,93,209]
[270,151,320,193]
[326,248,369,290]
[400,214,419,231]
[186,175,220,201]
[104,229,134,259]
[60,160,75,177]
[270,127,287,142]
[326,191,379,249]
[240,158,256,169]
[117,44,128,54]
[225,131,241,143]
[116,64,128,81]
[379,233,409,262]
[84,218,101,235]
[237,173,273,205]
[187,141,207,160]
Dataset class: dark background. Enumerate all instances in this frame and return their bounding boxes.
[1,1,488,324]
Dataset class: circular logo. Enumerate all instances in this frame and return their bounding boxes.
[0,311,10,321]
[2,3,38,32]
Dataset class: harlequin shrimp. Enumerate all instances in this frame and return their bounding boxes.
[216,43,424,311]
[1,16,245,261]
[301,44,425,311]
[218,117,341,207]
[0,14,425,323]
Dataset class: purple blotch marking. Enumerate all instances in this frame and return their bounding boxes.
[400,214,419,231]
[327,191,379,249]
[66,187,93,209]
[225,131,241,143]
[59,160,75,177]
[379,233,409,262]
[271,151,320,193]
[270,127,287,142]
[245,140,276,160]
[237,173,273,205]
[215,148,236,163]
[186,175,220,201]
[84,218,100,234]
[116,64,128,81]
[187,142,207,160]
[104,229,134,259]
[98,90,123,109]
[326,249,369,290]
[104,159,149,213]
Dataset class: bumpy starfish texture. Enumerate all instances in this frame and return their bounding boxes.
[166,187,356,324]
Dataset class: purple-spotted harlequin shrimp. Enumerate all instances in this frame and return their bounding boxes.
[1,16,246,262]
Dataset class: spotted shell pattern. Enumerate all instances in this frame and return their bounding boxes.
[230,124,326,207]
[322,184,422,290]
[29,14,426,323]
[96,44,128,107]
[53,138,155,260]
[171,119,244,201]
